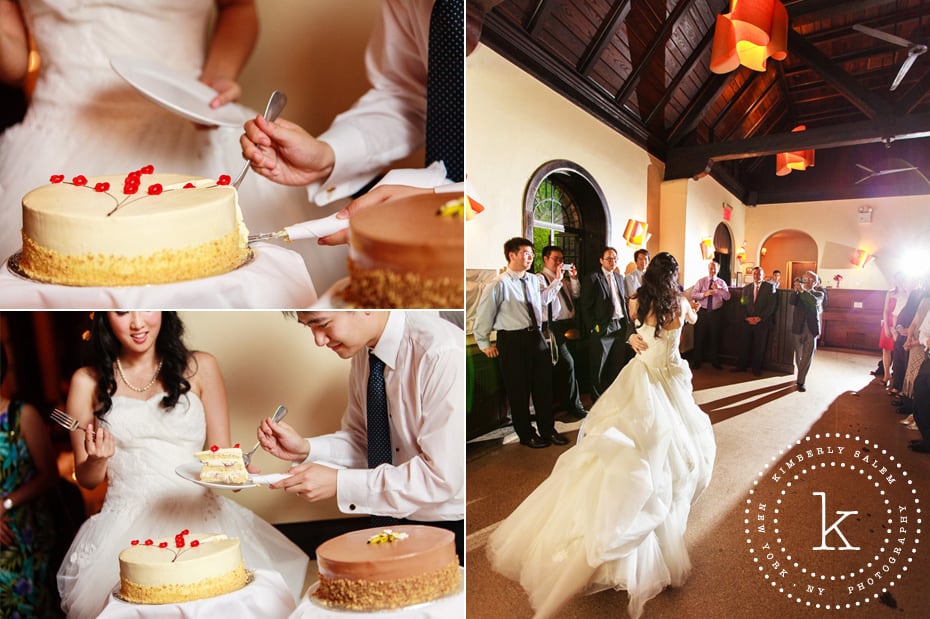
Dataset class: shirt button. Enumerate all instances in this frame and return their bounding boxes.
[349,504,357,511]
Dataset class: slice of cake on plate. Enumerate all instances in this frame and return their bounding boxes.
[194,445,249,484]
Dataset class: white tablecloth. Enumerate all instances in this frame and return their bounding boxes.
[99,569,297,618]
[0,243,316,308]
[290,568,465,619]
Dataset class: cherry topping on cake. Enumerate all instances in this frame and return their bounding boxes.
[183,182,196,189]
[147,184,163,195]
[50,174,65,183]
[131,540,140,545]
[181,529,190,536]
[72,175,88,186]
[126,171,142,181]
[94,182,110,193]
[158,542,168,548]
[234,443,240,448]
[140,164,155,174]
[217,174,231,186]
[210,445,219,452]
[191,540,200,548]
[144,539,154,546]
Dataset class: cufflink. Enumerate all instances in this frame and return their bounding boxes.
[2,497,11,510]
[348,503,357,511]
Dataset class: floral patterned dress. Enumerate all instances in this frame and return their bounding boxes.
[0,400,57,619]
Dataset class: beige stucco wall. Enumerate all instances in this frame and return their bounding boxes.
[466,45,653,270]
[180,311,351,524]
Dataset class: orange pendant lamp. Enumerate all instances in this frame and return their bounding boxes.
[851,249,875,269]
[775,125,815,176]
[710,0,788,74]
[622,219,649,248]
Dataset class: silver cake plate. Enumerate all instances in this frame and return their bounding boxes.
[6,250,254,287]
[111,570,254,605]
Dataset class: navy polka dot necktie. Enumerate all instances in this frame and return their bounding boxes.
[367,352,395,526]
[425,0,464,183]
[367,352,391,469]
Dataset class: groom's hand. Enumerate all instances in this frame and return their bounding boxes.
[257,418,309,462]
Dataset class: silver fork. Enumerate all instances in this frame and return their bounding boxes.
[233,90,288,189]
[242,405,287,467]
[50,408,86,432]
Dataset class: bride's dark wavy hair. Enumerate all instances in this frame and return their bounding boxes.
[89,312,192,418]
[634,252,681,339]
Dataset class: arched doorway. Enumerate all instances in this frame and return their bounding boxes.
[712,223,734,284]
[760,230,818,288]
[523,161,609,277]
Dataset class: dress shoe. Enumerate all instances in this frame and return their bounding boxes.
[797,384,806,392]
[520,435,550,449]
[908,441,930,453]
[896,406,912,415]
[566,408,588,420]
[909,439,924,447]
[891,397,905,407]
[544,432,570,446]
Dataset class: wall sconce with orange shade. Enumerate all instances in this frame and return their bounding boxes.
[850,249,875,269]
[736,244,747,263]
[775,125,816,176]
[623,219,650,248]
[700,238,715,260]
[710,0,788,74]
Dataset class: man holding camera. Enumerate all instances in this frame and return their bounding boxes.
[789,271,825,392]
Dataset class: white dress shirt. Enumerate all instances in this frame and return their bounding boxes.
[304,311,464,521]
[472,269,561,349]
[537,268,580,320]
[306,0,439,205]
[604,267,624,320]
[623,269,643,299]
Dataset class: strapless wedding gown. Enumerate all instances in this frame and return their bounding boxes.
[0,0,347,290]
[57,393,308,619]
[487,322,716,619]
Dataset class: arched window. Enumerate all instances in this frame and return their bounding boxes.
[524,161,609,276]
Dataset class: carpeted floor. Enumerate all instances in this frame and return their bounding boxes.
[466,350,930,618]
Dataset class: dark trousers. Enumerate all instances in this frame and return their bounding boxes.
[737,319,771,372]
[588,324,629,401]
[548,320,584,413]
[913,356,930,443]
[892,334,908,391]
[497,329,555,441]
[692,307,723,366]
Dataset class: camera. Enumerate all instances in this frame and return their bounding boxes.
[793,277,802,284]
[562,263,574,272]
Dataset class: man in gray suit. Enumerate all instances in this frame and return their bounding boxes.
[581,246,631,401]
[735,266,777,376]
[789,271,825,392]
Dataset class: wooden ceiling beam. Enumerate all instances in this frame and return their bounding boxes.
[784,0,899,21]
[526,0,556,37]
[613,0,701,107]
[644,24,716,126]
[786,29,892,119]
[664,112,930,179]
[667,71,736,146]
[577,1,631,75]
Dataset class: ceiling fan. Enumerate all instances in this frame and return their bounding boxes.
[853,24,928,91]
[855,159,929,184]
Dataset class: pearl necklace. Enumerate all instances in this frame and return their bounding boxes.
[116,358,164,392]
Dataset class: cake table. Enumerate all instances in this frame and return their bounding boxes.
[0,243,316,308]
[98,568,296,618]
[288,567,465,619]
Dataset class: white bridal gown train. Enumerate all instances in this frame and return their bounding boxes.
[488,304,716,618]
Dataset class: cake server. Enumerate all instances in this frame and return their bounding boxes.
[247,213,349,244]
[233,90,288,189]
[242,404,287,467]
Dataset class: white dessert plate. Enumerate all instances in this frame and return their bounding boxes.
[110,56,249,127]
[175,462,258,490]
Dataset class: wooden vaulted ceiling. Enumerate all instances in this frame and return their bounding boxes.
[473,0,930,204]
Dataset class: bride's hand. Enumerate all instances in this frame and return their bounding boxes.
[83,423,115,461]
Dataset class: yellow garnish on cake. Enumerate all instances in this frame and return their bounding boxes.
[435,197,465,218]
[366,529,410,544]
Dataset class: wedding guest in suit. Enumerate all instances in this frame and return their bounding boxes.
[690,260,731,369]
[735,266,777,376]
[789,271,825,392]
[581,246,631,401]
[766,270,782,288]
[623,249,650,300]
[473,238,569,448]
[259,311,465,560]
[536,245,587,420]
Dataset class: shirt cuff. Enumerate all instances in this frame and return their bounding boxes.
[335,468,371,515]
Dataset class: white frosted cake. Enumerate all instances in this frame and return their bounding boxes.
[194,445,249,484]
[19,167,249,286]
[118,531,248,604]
